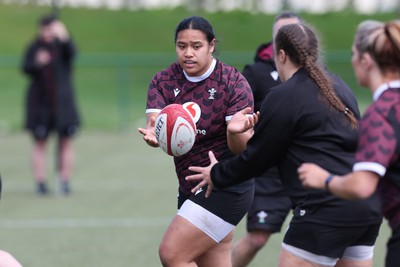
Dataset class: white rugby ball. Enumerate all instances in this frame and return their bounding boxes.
[154,104,197,157]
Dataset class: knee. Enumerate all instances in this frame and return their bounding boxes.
[248,231,271,250]
[158,242,177,267]
[33,141,47,154]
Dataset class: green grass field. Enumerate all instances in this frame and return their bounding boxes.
[0,131,176,266]
[0,132,392,267]
[0,4,397,267]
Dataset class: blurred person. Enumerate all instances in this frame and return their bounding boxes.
[0,177,23,267]
[21,15,80,195]
[231,11,301,267]
[138,16,255,266]
[298,20,400,267]
[187,22,382,267]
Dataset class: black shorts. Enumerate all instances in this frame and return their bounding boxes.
[178,185,255,226]
[386,226,400,267]
[246,175,292,233]
[283,222,381,258]
[246,192,292,233]
[31,124,78,140]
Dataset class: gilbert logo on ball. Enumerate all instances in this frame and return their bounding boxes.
[155,104,197,157]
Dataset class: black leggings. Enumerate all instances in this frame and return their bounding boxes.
[386,226,400,267]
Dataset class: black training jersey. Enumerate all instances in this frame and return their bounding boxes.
[353,82,400,229]
[211,68,382,227]
[242,42,282,194]
[22,38,80,131]
[242,42,280,112]
[146,59,254,197]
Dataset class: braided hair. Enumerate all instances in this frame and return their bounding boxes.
[275,23,358,129]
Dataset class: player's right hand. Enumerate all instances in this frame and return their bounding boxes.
[187,151,218,198]
[36,49,51,66]
[138,115,159,147]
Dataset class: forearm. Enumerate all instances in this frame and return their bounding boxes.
[326,171,379,199]
[58,39,76,61]
[210,149,260,188]
[227,130,252,155]
[211,161,245,188]
[22,51,39,75]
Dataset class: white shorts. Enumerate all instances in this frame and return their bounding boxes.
[177,200,234,242]
[282,243,374,266]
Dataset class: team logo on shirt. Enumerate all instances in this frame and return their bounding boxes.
[270,71,279,81]
[183,102,201,123]
[195,187,203,195]
[208,88,217,99]
[183,102,206,135]
[257,211,268,223]
[174,88,181,97]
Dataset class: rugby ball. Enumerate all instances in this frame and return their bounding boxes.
[154,104,197,157]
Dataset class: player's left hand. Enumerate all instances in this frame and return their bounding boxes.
[228,107,259,134]
[297,163,329,189]
[187,151,218,198]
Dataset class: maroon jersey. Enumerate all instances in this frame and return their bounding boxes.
[353,82,400,229]
[146,59,254,196]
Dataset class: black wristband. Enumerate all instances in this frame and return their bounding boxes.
[325,174,334,192]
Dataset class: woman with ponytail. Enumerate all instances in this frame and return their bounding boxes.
[186,22,382,267]
[299,20,400,267]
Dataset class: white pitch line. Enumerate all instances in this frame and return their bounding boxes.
[0,217,172,229]
[1,180,176,193]
[1,181,143,193]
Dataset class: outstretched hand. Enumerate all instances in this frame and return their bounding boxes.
[228,107,259,134]
[297,163,329,189]
[138,116,159,147]
[186,151,218,198]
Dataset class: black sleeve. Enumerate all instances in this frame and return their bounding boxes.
[58,38,77,62]
[242,64,260,109]
[242,64,256,89]
[211,87,295,188]
[21,43,39,76]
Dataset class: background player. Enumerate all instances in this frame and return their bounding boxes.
[231,11,301,267]
[138,16,255,266]
[22,15,80,195]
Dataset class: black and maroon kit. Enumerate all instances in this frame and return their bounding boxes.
[146,59,254,199]
[353,82,400,267]
[354,83,400,229]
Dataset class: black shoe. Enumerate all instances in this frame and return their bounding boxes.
[36,182,48,195]
[60,181,71,195]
